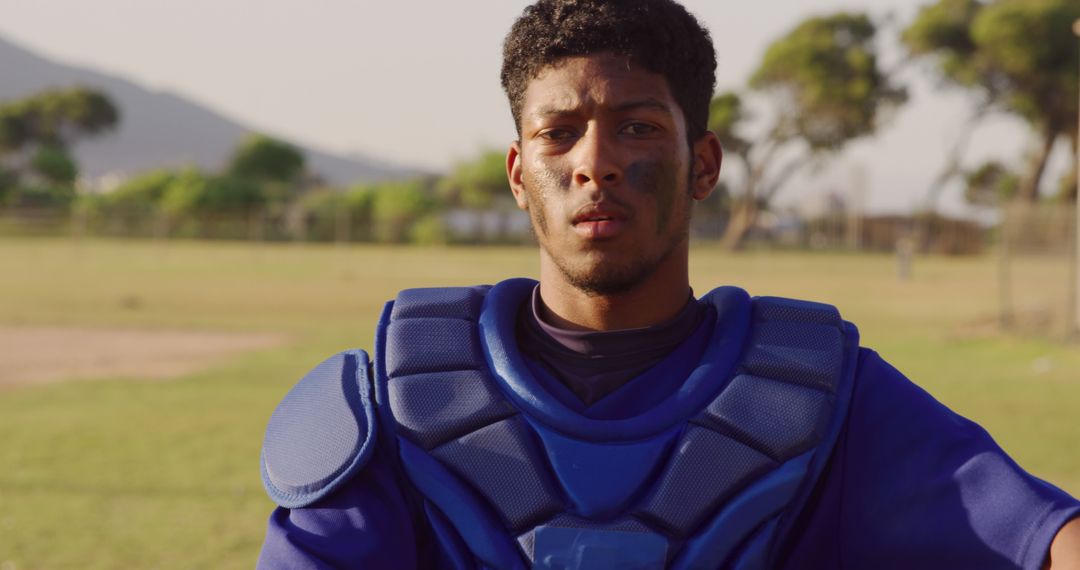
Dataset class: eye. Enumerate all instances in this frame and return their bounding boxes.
[537,128,576,142]
[620,122,660,136]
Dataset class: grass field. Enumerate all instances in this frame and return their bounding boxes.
[1,237,1078,569]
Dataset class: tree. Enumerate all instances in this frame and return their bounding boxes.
[200,175,265,214]
[371,179,437,243]
[88,169,178,234]
[0,166,16,204]
[437,150,514,242]
[159,168,211,220]
[904,0,1080,203]
[106,169,177,208]
[713,13,904,249]
[438,151,508,210]
[0,87,119,151]
[227,134,305,185]
[11,144,80,208]
[0,107,30,154]
[963,160,1018,206]
[160,169,266,217]
[29,144,77,185]
[0,87,119,210]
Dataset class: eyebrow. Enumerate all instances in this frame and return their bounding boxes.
[610,98,672,114]
[532,98,672,119]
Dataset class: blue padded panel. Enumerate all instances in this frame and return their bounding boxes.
[696,374,831,461]
[399,438,528,570]
[762,321,860,559]
[531,419,680,519]
[261,350,376,508]
[636,426,776,536]
[389,369,516,450]
[753,296,840,327]
[433,416,564,532]
[386,317,483,377]
[533,527,667,570]
[749,320,841,354]
[425,502,474,570]
[740,321,843,390]
[517,516,657,563]
[729,517,779,570]
[672,451,812,570]
[391,286,488,320]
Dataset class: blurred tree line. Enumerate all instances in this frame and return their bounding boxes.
[0,86,513,244]
[0,87,118,209]
[1,0,1076,248]
[85,136,513,244]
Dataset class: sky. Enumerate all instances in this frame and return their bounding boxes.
[0,0,1073,215]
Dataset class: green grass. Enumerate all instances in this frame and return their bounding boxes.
[0,238,1077,569]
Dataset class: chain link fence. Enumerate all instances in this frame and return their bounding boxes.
[997,202,1079,338]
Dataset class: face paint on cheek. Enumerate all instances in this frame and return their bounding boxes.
[624,158,683,235]
[522,162,571,236]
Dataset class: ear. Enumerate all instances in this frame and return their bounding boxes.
[689,131,722,201]
[507,140,529,211]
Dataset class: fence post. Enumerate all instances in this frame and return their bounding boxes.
[70,200,87,250]
[998,203,1013,328]
[847,166,865,251]
[1071,20,1080,337]
[896,229,914,282]
[248,208,266,244]
[1069,206,1078,339]
[335,206,350,245]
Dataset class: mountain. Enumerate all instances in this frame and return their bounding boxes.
[0,34,418,186]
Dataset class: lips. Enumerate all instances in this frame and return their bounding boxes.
[572,204,628,240]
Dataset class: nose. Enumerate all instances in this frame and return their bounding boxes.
[572,126,622,189]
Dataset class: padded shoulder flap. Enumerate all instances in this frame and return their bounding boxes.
[261,349,377,508]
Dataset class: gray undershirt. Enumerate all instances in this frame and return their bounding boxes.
[515,285,705,406]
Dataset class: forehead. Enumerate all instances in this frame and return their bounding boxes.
[521,54,679,119]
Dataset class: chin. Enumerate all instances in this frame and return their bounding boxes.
[560,255,657,297]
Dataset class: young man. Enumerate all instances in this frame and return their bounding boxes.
[257,1,1080,567]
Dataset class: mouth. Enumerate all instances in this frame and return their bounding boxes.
[571,205,628,240]
[575,214,617,224]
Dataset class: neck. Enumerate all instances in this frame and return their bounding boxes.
[537,248,691,332]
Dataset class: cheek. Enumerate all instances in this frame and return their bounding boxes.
[623,158,684,232]
[521,161,569,235]
[525,157,572,201]
[522,159,573,222]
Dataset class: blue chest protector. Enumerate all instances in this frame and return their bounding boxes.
[262,279,860,569]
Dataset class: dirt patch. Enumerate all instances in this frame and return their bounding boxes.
[0,326,289,388]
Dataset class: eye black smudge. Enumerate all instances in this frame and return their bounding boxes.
[522,164,571,235]
[624,158,682,234]
[532,164,572,196]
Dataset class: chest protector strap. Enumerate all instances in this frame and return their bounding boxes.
[375,280,858,569]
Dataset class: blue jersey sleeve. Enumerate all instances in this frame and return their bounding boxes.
[783,349,1080,569]
[257,446,419,569]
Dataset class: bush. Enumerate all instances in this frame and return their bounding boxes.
[371,179,436,243]
[29,145,77,185]
[6,183,76,210]
[409,213,449,245]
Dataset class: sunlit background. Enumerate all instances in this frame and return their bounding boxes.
[0,1,1078,568]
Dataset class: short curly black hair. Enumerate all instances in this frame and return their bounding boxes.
[501,0,716,144]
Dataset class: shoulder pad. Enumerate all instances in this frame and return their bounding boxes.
[751,295,842,327]
[260,350,376,508]
[746,295,857,392]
